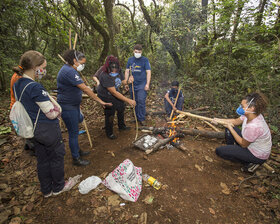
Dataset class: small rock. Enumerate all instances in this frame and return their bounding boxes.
[13,207,21,215]
[195,164,203,172]
[220,182,230,195]
[9,217,22,224]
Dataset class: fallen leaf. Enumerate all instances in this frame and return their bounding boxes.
[205,156,213,162]
[209,208,215,215]
[220,182,230,195]
[195,164,203,171]
[142,195,154,204]
[257,187,267,194]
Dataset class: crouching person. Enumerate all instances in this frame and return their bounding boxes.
[12,51,71,197]
[214,92,272,173]
[164,81,184,117]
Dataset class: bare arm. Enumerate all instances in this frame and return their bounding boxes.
[226,124,251,148]
[77,83,112,107]
[164,92,176,110]
[107,87,136,106]
[124,69,130,84]
[145,70,151,90]
[93,77,100,86]
[214,117,243,126]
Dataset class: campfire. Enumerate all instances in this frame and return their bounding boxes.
[167,116,179,147]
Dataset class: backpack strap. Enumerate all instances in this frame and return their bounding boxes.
[33,108,41,133]
[18,82,35,102]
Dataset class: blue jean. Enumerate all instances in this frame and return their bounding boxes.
[215,127,265,165]
[164,97,184,116]
[130,85,147,122]
[61,108,83,159]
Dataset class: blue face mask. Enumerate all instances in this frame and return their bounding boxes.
[236,98,255,116]
[110,72,119,77]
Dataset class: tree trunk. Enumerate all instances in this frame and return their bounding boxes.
[68,0,110,64]
[104,0,118,57]
[138,0,181,69]
[255,0,268,27]
[274,5,280,37]
[201,0,208,39]
[231,0,245,43]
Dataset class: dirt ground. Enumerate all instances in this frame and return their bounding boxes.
[0,81,279,224]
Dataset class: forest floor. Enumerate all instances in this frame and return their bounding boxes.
[0,78,279,224]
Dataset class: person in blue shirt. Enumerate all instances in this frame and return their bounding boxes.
[97,56,136,139]
[12,50,72,197]
[124,44,151,126]
[164,81,184,117]
[57,50,112,166]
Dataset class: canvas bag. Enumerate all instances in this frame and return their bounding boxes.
[10,82,40,138]
[102,159,142,202]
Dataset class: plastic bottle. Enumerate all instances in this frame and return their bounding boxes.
[143,174,161,190]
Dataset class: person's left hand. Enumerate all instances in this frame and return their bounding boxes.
[144,84,150,91]
[223,121,234,129]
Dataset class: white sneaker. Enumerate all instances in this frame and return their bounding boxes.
[53,181,73,196]
[44,191,53,198]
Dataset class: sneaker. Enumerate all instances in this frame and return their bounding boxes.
[119,126,131,131]
[44,191,53,198]
[107,134,117,140]
[73,157,90,166]
[53,181,73,196]
[79,150,90,157]
[241,163,260,173]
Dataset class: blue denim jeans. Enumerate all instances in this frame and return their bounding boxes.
[61,108,83,159]
[130,85,147,122]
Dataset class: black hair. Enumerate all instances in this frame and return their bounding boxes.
[12,50,46,76]
[134,44,143,51]
[62,49,85,66]
[243,92,268,115]
[171,81,179,87]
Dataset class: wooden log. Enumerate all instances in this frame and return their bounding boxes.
[180,128,225,139]
[145,135,177,154]
[262,163,275,173]
[204,121,221,132]
[174,144,188,152]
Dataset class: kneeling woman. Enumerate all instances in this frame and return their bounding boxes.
[215,92,272,172]
[97,56,136,139]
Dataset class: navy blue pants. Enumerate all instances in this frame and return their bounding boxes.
[164,97,184,116]
[130,85,147,122]
[32,122,65,195]
[215,127,265,165]
[61,108,83,159]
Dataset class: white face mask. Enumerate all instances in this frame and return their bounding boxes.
[76,63,85,72]
[134,53,142,58]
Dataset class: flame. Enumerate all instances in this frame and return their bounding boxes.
[168,116,179,143]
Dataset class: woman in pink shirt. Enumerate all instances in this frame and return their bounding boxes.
[214,92,272,173]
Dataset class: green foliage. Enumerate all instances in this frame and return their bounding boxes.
[0,126,11,135]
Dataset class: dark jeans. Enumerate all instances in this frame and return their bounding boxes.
[32,122,65,195]
[164,97,184,116]
[130,85,147,122]
[61,108,83,159]
[215,127,265,165]
[102,97,126,136]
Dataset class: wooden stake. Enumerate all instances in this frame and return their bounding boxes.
[69,28,72,49]
[169,87,181,120]
[204,121,220,132]
[262,163,275,173]
[130,67,138,140]
[73,33,78,50]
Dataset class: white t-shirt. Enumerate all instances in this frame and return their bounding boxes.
[240,114,272,160]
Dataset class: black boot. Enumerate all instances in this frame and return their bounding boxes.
[79,150,90,157]
[73,157,90,166]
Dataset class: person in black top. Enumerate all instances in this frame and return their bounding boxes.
[97,56,136,139]
[164,81,184,116]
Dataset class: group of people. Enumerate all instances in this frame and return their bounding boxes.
[9,44,272,198]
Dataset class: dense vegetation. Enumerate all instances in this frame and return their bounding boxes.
[0,0,279,140]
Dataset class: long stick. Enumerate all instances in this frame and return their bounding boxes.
[130,67,138,140]
[169,87,181,120]
[176,110,229,125]
[69,28,72,49]
[204,121,220,132]
[73,33,78,50]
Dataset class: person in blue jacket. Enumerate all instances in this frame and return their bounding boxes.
[124,44,151,126]
[12,50,72,197]
[57,49,112,166]
[164,81,184,117]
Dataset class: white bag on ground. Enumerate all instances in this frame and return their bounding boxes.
[102,159,142,202]
[78,176,102,194]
